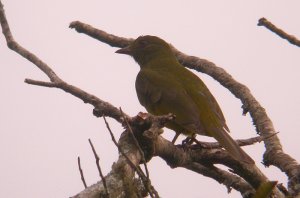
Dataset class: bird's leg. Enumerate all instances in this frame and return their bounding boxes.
[191,136,203,146]
[171,132,180,144]
[177,134,195,151]
[173,132,192,150]
[182,133,196,145]
[182,134,205,149]
[182,137,192,145]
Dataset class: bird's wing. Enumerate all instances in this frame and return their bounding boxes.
[177,68,254,163]
[178,68,230,134]
[135,69,203,135]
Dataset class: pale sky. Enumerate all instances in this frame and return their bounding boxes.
[0,1,299,197]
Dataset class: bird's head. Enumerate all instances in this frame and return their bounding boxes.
[115,35,175,66]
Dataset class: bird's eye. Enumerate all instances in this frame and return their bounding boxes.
[139,40,148,48]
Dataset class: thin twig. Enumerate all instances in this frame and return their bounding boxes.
[103,117,145,177]
[25,79,57,88]
[88,139,109,197]
[103,116,158,198]
[190,132,278,149]
[258,17,300,47]
[77,156,87,189]
[119,108,150,179]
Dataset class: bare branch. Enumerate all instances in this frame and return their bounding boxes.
[69,21,133,48]
[72,131,145,198]
[191,132,278,149]
[120,108,150,179]
[153,136,286,197]
[103,116,159,198]
[127,113,285,197]
[258,17,300,47]
[88,139,109,197]
[77,157,88,189]
[0,2,61,83]
[0,1,127,123]
[186,162,255,197]
[25,79,58,88]
[103,117,145,179]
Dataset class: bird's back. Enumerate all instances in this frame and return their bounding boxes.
[136,57,229,137]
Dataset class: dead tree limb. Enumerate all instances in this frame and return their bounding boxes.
[258,17,300,47]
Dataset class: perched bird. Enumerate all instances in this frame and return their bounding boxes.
[116,35,254,164]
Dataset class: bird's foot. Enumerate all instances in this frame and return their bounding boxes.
[182,136,193,145]
[181,136,206,150]
[177,136,195,151]
[176,142,192,151]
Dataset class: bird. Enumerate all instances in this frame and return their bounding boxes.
[116,35,254,164]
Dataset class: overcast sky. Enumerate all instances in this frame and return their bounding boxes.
[1,1,299,197]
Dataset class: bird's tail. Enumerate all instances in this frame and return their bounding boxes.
[212,128,254,164]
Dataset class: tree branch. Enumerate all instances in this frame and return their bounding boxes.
[69,21,133,48]
[103,116,159,198]
[72,131,144,198]
[128,113,284,197]
[0,2,126,123]
[258,17,300,47]
[77,157,88,189]
[88,139,109,197]
[190,134,269,149]
[25,79,57,88]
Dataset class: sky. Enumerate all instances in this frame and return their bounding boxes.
[0,1,299,197]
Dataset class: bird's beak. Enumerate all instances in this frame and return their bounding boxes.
[115,46,132,55]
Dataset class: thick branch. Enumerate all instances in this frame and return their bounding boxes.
[155,136,255,197]
[157,136,267,192]
[129,113,284,197]
[72,132,143,198]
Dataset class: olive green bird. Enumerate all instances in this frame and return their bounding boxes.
[116,35,254,164]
